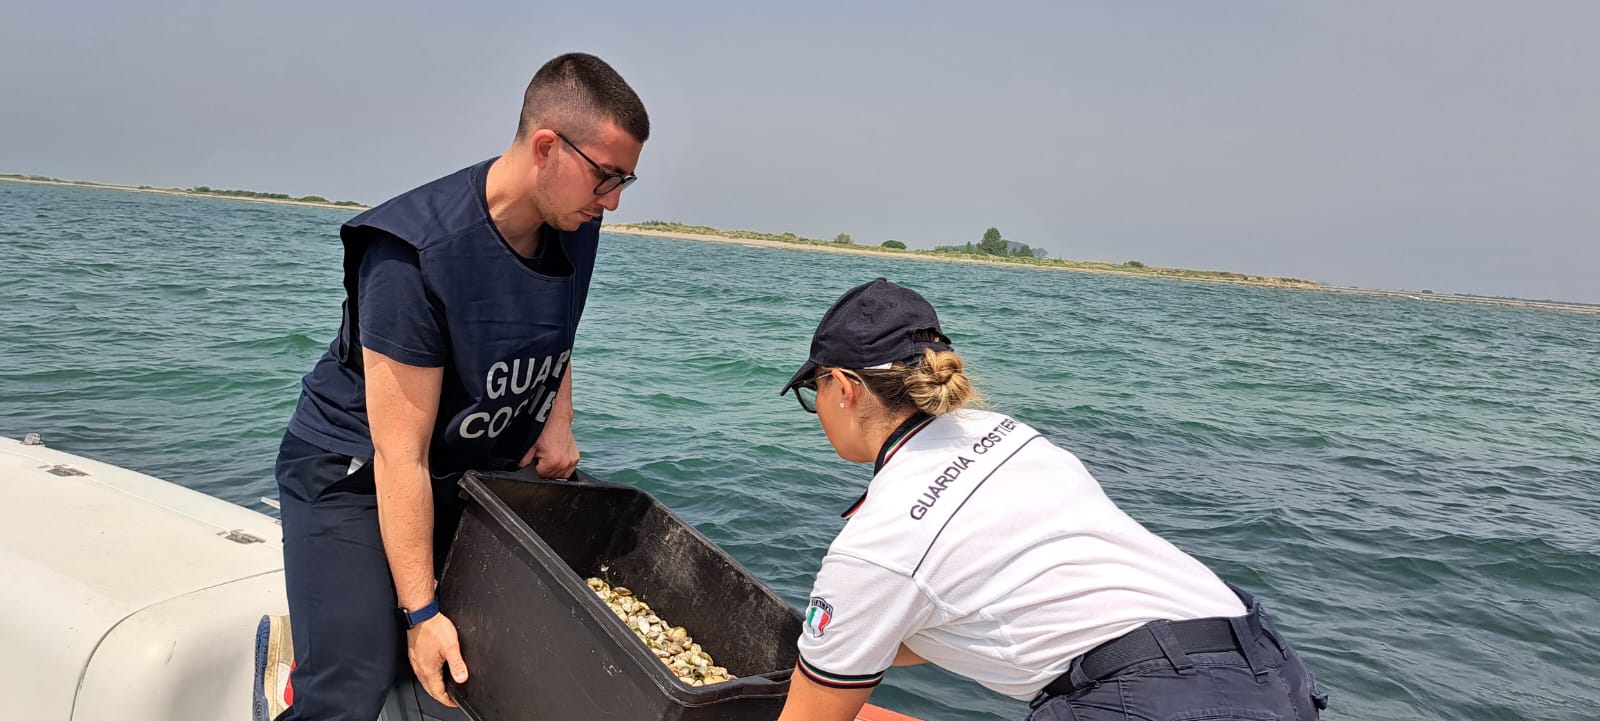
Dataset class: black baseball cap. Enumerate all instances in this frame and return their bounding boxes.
[780,278,953,395]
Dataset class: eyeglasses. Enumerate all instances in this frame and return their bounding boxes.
[554,131,637,196]
[795,370,859,413]
[795,374,823,413]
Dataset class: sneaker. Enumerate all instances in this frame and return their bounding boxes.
[253,615,294,721]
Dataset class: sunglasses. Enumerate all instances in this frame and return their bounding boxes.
[554,130,638,196]
[794,370,860,413]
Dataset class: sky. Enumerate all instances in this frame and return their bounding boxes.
[2,1,1596,303]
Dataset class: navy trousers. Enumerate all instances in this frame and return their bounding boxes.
[1027,587,1329,721]
[275,431,466,721]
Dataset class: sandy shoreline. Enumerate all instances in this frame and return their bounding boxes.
[0,176,369,211]
[606,226,1599,315]
[3,176,1587,314]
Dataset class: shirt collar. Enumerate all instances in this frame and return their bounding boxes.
[840,412,936,519]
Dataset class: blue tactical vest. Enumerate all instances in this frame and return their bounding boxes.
[287,158,599,474]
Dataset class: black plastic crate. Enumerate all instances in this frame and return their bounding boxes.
[439,469,804,721]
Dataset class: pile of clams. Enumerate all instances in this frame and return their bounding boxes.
[586,577,736,686]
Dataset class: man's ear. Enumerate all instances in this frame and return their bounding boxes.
[528,129,559,167]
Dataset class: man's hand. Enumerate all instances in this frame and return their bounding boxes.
[519,367,578,478]
[520,418,579,479]
[408,613,469,707]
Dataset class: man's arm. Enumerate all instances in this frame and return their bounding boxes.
[364,347,468,706]
[520,362,579,478]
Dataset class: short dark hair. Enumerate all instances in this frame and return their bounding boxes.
[516,53,649,144]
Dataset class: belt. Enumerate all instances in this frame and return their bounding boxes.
[1040,617,1243,698]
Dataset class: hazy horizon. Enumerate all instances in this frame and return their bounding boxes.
[3,1,1596,303]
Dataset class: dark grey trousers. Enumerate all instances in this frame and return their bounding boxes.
[1027,586,1328,721]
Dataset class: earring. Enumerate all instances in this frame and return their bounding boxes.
[838,402,845,408]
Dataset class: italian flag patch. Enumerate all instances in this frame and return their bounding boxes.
[804,597,834,638]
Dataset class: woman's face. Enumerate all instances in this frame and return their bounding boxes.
[812,369,877,463]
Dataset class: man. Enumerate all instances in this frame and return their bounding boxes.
[255,52,648,721]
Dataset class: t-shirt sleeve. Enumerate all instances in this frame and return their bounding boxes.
[356,236,447,368]
[795,553,937,690]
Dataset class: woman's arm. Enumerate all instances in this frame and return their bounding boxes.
[892,644,927,667]
[776,666,875,721]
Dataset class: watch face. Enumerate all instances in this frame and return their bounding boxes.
[396,599,438,629]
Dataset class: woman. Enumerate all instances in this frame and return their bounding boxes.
[774,278,1327,721]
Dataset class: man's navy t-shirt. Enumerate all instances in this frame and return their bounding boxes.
[287,158,599,474]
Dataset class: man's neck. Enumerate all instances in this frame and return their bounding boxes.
[485,152,545,258]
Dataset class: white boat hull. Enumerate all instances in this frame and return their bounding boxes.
[0,436,287,721]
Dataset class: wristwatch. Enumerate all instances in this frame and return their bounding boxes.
[397,598,440,630]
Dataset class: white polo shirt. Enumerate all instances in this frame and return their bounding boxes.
[796,410,1247,700]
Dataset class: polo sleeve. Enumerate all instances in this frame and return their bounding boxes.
[356,235,447,368]
[796,553,936,690]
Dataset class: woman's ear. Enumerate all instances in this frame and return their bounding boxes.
[833,369,860,407]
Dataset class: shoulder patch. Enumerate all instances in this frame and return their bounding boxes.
[804,597,835,638]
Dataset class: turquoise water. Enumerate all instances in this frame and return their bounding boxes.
[3,180,1598,721]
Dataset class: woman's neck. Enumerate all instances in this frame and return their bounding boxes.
[860,408,919,463]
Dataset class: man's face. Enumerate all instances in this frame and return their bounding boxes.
[538,121,643,231]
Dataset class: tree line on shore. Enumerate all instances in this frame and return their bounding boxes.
[620,220,1316,286]
[1,173,364,207]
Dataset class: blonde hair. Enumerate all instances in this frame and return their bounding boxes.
[846,344,982,417]
[901,348,980,415]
